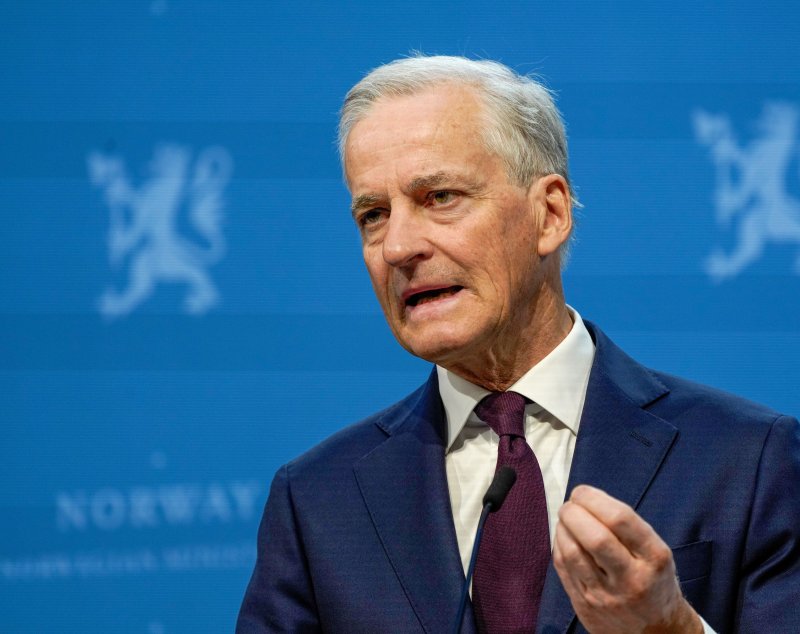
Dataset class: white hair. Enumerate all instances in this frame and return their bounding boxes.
[338,54,578,207]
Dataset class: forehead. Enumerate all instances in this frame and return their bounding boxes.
[344,85,495,190]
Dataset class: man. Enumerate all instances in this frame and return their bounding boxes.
[237,56,800,633]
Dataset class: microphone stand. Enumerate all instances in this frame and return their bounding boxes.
[451,466,517,634]
[452,502,492,634]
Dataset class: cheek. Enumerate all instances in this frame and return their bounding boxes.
[364,256,394,304]
[363,248,383,280]
[475,245,534,310]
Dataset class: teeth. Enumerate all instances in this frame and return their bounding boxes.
[408,286,462,306]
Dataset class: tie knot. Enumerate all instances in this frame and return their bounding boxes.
[474,391,528,438]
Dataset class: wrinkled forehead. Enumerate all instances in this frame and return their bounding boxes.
[343,85,492,187]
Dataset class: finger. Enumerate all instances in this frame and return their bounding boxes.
[557,499,632,579]
[552,530,590,610]
[569,485,666,560]
[553,513,606,591]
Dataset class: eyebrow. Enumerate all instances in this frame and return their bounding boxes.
[409,171,483,194]
[408,171,451,192]
[350,171,480,217]
[350,193,382,217]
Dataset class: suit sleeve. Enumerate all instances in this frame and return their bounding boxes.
[736,415,800,631]
[236,464,322,634]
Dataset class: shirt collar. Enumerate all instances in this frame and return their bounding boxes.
[437,306,596,451]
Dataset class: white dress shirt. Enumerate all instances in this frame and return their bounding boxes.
[437,307,715,633]
[438,307,594,573]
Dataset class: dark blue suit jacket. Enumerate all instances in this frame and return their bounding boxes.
[237,323,800,633]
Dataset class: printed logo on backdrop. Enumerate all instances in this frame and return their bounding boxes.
[88,144,233,318]
[693,103,800,282]
[0,452,262,583]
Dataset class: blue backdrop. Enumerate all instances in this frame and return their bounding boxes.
[2,2,799,632]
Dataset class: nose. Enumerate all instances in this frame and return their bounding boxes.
[382,205,433,268]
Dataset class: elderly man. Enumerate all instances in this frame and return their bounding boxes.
[237,56,800,633]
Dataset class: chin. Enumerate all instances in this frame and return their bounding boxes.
[397,327,480,366]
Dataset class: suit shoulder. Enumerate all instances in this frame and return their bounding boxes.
[649,369,790,435]
[586,321,793,433]
[281,382,426,481]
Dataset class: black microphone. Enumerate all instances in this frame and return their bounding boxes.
[452,466,517,634]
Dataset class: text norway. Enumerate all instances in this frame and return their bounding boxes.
[56,481,262,532]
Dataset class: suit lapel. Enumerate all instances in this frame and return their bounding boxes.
[354,372,474,634]
[537,324,679,633]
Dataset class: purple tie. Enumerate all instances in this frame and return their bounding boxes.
[472,391,550,633]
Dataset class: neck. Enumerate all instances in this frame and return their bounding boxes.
[442,282,573,392]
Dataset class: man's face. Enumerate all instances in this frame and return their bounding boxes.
[344,85,557,369]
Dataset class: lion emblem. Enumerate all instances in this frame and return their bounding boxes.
[693,102,800,282]
[88,144,232,318]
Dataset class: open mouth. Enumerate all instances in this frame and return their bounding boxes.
[405,285,464,307]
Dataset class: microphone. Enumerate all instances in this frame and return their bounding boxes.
[482,465,517,512]
[452,466,517,634]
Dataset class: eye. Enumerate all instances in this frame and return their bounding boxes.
[357,208,387,229]
[428,190,456,205]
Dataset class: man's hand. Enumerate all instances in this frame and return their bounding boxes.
[553,485,704,634]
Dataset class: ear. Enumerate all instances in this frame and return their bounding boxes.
[530,174,572,257]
